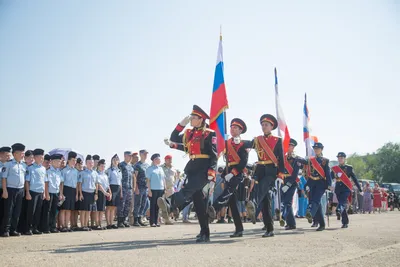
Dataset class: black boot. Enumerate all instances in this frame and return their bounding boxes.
[262,231,275,237]
[316,225,325,231]
[133,217,141,227]
[117,218,125,228]
[336,210,341,220]
[230,231,243,238]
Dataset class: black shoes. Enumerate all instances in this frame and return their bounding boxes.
[229,231,243,238]
[284,225,296,230]
[196,234,210,243]
[262,231,275,238]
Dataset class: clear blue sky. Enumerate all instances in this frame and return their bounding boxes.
[1,0,399,170]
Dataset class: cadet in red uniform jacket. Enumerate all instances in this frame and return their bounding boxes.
[244,114,285,238]
[158,105,217,243]
[212,118,250,238]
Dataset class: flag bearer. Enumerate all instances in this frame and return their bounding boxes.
[212,118,250,238]
[244,114,285,238]
[304,142,332,231]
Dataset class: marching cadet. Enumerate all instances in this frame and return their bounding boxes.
[158,105,217,242]
[330,152,361,228]
[117,151,134,228]
[279,139,306,230]
[1,143,26,237]
[212,118,250,238]
[59,151,79,232]
[95,159,111,230]
[78,155,99,231]
[0,146,11,229]
[244,114,285,237]
[42,154,63,233]
[25,148,47,235]
[304,142,332,231]
[105,154,122,229]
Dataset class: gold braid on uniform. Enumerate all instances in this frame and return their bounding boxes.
[200,122,206,150]
[182,130,189,154]
[254,137,266,160]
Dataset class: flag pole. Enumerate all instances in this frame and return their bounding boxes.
[274,67,283,222]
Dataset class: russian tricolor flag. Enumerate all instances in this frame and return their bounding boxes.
[210,35,229,158]
[303,93,318,156]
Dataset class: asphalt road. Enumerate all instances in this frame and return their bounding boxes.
[1,211,400,267]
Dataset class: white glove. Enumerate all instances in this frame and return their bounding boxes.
[207,176,214,181]
[282,185,289,193]
[225,173,234,182]
[276,178,284,185]
[179,115,191,126]
[164,138,170,146]
[305,186,310,192]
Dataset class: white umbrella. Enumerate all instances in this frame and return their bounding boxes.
[48,148,84,162]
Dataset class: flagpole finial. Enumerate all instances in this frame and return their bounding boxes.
[220,25,222,41]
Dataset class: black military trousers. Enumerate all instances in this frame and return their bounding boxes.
[17,197,28,233]
[170,171,209,235]
[258,176,275,233]
[40,193,59,231]
[0,188,3,232]
[212,175,243,232]
[1,188,24,233]
[26,191,43,232]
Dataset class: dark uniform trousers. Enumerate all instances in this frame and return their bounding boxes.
[281,184,297,227]
[308,180,326,227]
[213,174,243,232]
[170,171,209,235]
[26,191,44,232]
[0,188,3,231]
[17,196,28,233]
[1,188,24,233]
[256,164,277,233]
[335,183,351,225]
[40,193,59,231]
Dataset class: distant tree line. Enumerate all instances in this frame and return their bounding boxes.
[347,142,400,183]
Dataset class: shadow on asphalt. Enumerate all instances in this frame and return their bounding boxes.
[50,238,237,253]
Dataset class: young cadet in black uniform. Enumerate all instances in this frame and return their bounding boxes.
[212,118,250,238]
[304,142,332,231]
[1,143,26,237]
[158,105,217,242]
[330,152,361,228]
[279,139,306,230]
[244,114,285,237]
